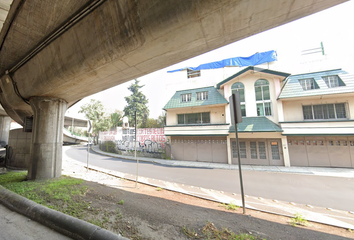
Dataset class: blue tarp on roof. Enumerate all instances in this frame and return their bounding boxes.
[167,50,277,73]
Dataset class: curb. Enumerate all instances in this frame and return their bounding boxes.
[0,185,129,240]
[85,164,354,230]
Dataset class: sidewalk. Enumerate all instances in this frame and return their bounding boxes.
[88,145,354,230]
[91,145,354,179]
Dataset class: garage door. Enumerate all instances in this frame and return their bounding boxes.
[231,139,283,166]
[288,137,353,168]
[171,137,227,163]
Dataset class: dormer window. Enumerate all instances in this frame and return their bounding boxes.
[181,93,191,102]
[322,75,345,88]
[197,91,208,101]
[187,69,201,78]
[299,78,318,90]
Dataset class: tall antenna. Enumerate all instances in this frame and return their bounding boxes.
[301,42,325,56]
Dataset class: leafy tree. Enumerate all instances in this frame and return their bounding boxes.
[123,79,149,127]
[139,112,166,128]
[157,112,166,127]
[142,118,158,128]
[78,99,110,144]
[110,110,124,129]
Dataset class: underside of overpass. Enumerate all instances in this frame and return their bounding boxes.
[0,0,347,179]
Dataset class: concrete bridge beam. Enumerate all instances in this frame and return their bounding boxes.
[27,97,67,180]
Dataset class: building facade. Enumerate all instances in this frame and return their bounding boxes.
[164,67,354,168]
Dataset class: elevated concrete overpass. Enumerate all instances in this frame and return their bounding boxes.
[0,0,347,179]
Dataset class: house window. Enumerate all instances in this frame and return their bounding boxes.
[299,78,318,90]
[255,79,272,116]
[177,112,210,124]
[181,93,191,102]
[197,91,208,101]
[187,69,201,78]
[231,82,246,116]
[302,103,347,120]
[232,141,247,158]
[270,141,280,160]
[322,75,345,88]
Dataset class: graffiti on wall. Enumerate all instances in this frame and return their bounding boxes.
[100,128,166,153]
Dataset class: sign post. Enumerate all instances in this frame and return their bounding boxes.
[229,92,246,214]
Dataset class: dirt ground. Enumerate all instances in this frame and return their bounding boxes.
[62,160,354,240]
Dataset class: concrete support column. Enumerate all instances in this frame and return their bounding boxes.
[226,135,232,165]
[28,97,67,180]
[0,116,11,146]
[281,136,291,167]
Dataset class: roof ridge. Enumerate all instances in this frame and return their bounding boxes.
[290,69,344,77]
[175,86,216,92]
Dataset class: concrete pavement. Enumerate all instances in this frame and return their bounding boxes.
[89,145,354,230]
[0,204,72,240]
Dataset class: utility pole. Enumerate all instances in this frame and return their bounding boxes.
[135,111,139,188]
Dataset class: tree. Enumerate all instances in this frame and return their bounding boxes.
[142,118,159,128]
[78,99,110,144]
[110,110,123,129]
[123,79,149,127]
[157,112,166,127]
[139,112,166,128]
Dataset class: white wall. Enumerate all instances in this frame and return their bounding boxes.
[166,105,226,125]
[222,72,283,124]
[282,95,354,121]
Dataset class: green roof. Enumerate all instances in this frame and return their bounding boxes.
[278,69,354,99]
[163,86,228,109]
[229,117,282,132]
[217,66,290,89]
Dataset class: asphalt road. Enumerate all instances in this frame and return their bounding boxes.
[64,146,354,212]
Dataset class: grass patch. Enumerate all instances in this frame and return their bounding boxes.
[156,187,163,191]
[182,226,198,238]
[290,213,309,227]
[220,201,240,211]
[117,199,124,205]
[183,222,265,240]
[0,171,90,218]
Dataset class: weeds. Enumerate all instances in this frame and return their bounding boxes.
[116,208,123,220]
[182,226,199,238]
[290,213,309,227]
[118,200,124,205]
[183,222,264,239]
[156,187,163,191]
[220,201,240,211]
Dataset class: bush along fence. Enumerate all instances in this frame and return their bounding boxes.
[99,127,170,159]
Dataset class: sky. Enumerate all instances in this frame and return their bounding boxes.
[66,1,354,120]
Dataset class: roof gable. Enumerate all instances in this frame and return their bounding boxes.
[217,66,290,89]
[279,69,354,99]
[164,86,228,109]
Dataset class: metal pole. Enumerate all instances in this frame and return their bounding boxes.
[87,133,90,171]
[71,117,74,135]
[135,111,139,188]
[235,125,246,214]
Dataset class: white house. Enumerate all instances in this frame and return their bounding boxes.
[164,67,354,168]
